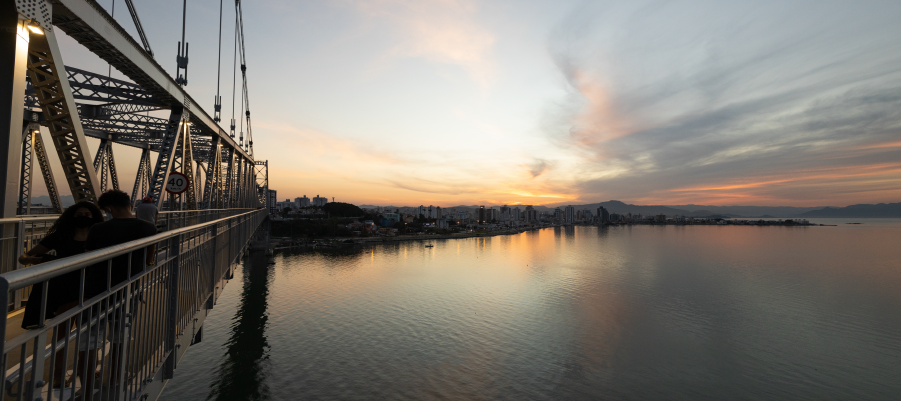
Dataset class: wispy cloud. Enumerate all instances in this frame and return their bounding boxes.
[526,159,552,178]
[352,0,496,86]
[542,0,901,206]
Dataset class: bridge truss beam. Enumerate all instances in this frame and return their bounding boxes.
[25,28,101,203]
[7,0,266,218]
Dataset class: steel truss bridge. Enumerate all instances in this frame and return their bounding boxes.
[1,1,274,400]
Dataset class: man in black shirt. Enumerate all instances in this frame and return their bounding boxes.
[82,190,157,394]
[85,190,158,297]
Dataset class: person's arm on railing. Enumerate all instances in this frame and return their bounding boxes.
[146,243,157,266]
[18,244,50,265]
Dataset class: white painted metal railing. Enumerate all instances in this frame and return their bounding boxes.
[0,209,266,401]
[0,209,254,312]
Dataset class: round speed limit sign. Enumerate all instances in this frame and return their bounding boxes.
[165,172,190,194]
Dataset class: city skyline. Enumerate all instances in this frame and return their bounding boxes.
[26,0,901,207]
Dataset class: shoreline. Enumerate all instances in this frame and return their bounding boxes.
[272,222,841,250]
[356,227,543,244]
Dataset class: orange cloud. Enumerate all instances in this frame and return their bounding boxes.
[854,140,901,150]
[570,70,636,145]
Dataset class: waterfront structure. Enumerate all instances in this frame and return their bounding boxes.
[525,206,538,222]
[382,213,401,226]
[582,210,593,222]
[597,206,610,225]
[564,205,575,225]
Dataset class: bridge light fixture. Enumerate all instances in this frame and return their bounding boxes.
[26,19,44,35]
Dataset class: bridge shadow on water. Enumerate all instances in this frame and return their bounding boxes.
[205,251,273,401]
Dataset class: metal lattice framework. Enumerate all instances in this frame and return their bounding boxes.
[32,127,63,213]
[25,31,100,204]
[254,160,268,208]
[4,0,268,218]
[92,138,119,192]
[130,148,151,205]
[2,3,274,401]
[16,126,33,215]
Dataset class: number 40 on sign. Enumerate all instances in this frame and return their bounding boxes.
[165,172,190,194]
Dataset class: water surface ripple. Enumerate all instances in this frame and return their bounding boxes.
[163,222,901,400]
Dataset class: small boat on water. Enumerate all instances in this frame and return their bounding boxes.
[424,244,434,248]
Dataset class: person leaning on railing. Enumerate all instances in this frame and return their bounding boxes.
[83,190,158,298]
[75,189,158,393]
[17,201,104,329]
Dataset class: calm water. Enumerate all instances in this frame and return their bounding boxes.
[162,220,901,400]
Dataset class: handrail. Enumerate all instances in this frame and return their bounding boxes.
[0,209,262,292]
[0,208,254,224]
[0,216,58,224]
[0,208,267,401]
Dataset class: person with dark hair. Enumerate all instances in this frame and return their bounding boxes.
[18,201,104,328]
[17,201,103,397]
[79,190,157,394]
[84,189,158,297]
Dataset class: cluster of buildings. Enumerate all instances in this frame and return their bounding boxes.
[275,195,329,210]
[362,205,546,228]
[269,199,815,230]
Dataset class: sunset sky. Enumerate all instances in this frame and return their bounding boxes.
[45,0,901,207]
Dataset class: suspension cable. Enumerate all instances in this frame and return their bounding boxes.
[214,0,223,122]
[230,13,238,138]
[175,0,189,85]
[108,0,115,78]
[235,0,253,155]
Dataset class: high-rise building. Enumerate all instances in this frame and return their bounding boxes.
[296,195,311,208]
[312,195,328,207]
[524,205,537,222]
[582,210,593,221]
[268,190,277,215]
[597,206,610,225]
[564,205,575,224]
[478,205,486,223]
[512,207,522,221]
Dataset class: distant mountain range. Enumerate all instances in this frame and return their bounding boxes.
[361,200,901,218]
[798,203,901,218]
[30,198,900,218]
